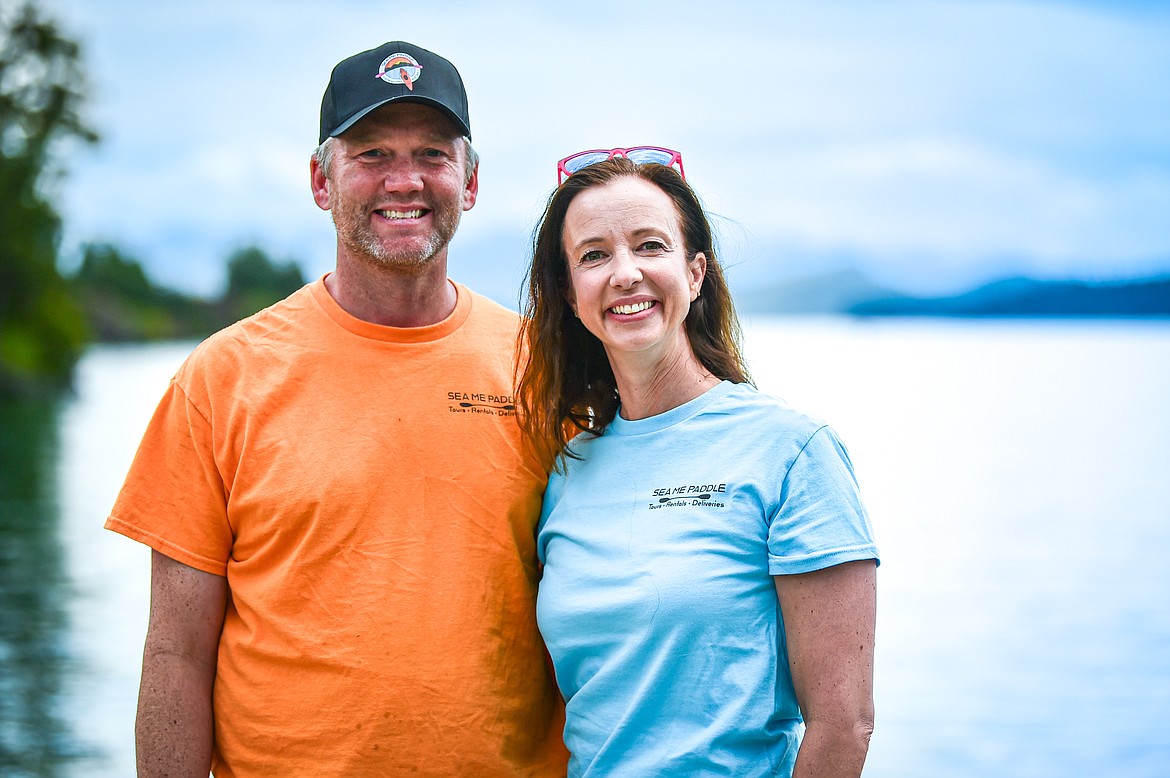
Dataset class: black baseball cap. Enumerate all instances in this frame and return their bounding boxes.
[318,41,471,144]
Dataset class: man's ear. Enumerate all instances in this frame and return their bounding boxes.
[462,161,479,212]
[310,156,331,211]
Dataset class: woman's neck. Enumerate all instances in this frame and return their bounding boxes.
[608,345,721,421]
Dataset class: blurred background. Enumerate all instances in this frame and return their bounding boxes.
[1,0,1167,775]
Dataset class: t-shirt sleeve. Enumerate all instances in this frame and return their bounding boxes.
[104,379,233,576]
[767,426,879,575]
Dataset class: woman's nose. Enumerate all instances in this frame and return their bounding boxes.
[608,248,642,289]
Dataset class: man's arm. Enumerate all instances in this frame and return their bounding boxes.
[136,550,228,778]
[774,559,877,778]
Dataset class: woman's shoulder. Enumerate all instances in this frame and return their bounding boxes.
[709,381,829,442]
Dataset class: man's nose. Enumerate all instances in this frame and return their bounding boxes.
[382,159,424,192]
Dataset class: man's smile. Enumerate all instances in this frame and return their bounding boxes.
[376,208,427,220]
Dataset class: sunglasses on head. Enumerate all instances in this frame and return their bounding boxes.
[556,146,685,184]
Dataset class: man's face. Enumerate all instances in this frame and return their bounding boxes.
[313,103,478,271]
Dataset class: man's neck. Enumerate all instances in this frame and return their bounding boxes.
[325,254,458,328]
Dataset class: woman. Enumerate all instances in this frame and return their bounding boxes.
[517,148,880,777]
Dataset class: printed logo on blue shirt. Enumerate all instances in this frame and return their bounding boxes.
[649,483,728,509]
[446,390,515,416]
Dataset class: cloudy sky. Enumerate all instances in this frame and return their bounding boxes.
[42,0,1170,303]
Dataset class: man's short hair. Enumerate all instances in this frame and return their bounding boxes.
[313,135,478,185]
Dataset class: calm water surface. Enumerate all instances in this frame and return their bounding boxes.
[1,320,1167,777]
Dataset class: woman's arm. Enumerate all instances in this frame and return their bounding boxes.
[774,559,877,778]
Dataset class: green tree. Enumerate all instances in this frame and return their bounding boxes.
[74,242,155,302]
[0,1,97,396]
[71,243,208,341]
[221,246,306,324]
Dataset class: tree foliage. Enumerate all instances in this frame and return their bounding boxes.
[75,243,155,302]
[223,246,306,323]
[71,242,306,342]
[0,3,305,386]
[0,0,97,395]
[72,243,210,341]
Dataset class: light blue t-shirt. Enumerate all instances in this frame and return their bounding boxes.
[536,380,879,777]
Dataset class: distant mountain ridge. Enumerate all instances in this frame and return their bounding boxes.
[735,271,1170,318]
[733,268,900,315]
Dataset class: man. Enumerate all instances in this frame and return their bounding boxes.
[106,41,568,776]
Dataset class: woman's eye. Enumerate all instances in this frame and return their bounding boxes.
[579,250,605,264]
[639,240,666,252]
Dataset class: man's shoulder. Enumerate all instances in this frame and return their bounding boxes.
[458,283,522,330]
[181,284,319,375]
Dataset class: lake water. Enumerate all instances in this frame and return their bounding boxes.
[1,318,1168,777]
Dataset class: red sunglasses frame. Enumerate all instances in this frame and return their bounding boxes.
[556,146,686,184]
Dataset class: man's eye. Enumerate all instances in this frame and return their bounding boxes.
[359,149,384,158]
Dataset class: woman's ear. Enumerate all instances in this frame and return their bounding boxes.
[690,252,707,301]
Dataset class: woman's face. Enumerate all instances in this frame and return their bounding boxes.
[561,176,705,366]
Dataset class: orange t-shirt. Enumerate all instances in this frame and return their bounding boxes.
[107,278,568,776]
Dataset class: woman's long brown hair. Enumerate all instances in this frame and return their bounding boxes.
[516,157,751,466]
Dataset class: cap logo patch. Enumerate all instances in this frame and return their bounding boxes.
[377,53,423,91]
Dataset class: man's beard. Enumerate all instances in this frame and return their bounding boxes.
[330,188,462,271]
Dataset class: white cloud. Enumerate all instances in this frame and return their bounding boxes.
[46,0,1170,295]
[728,136,1170,259]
